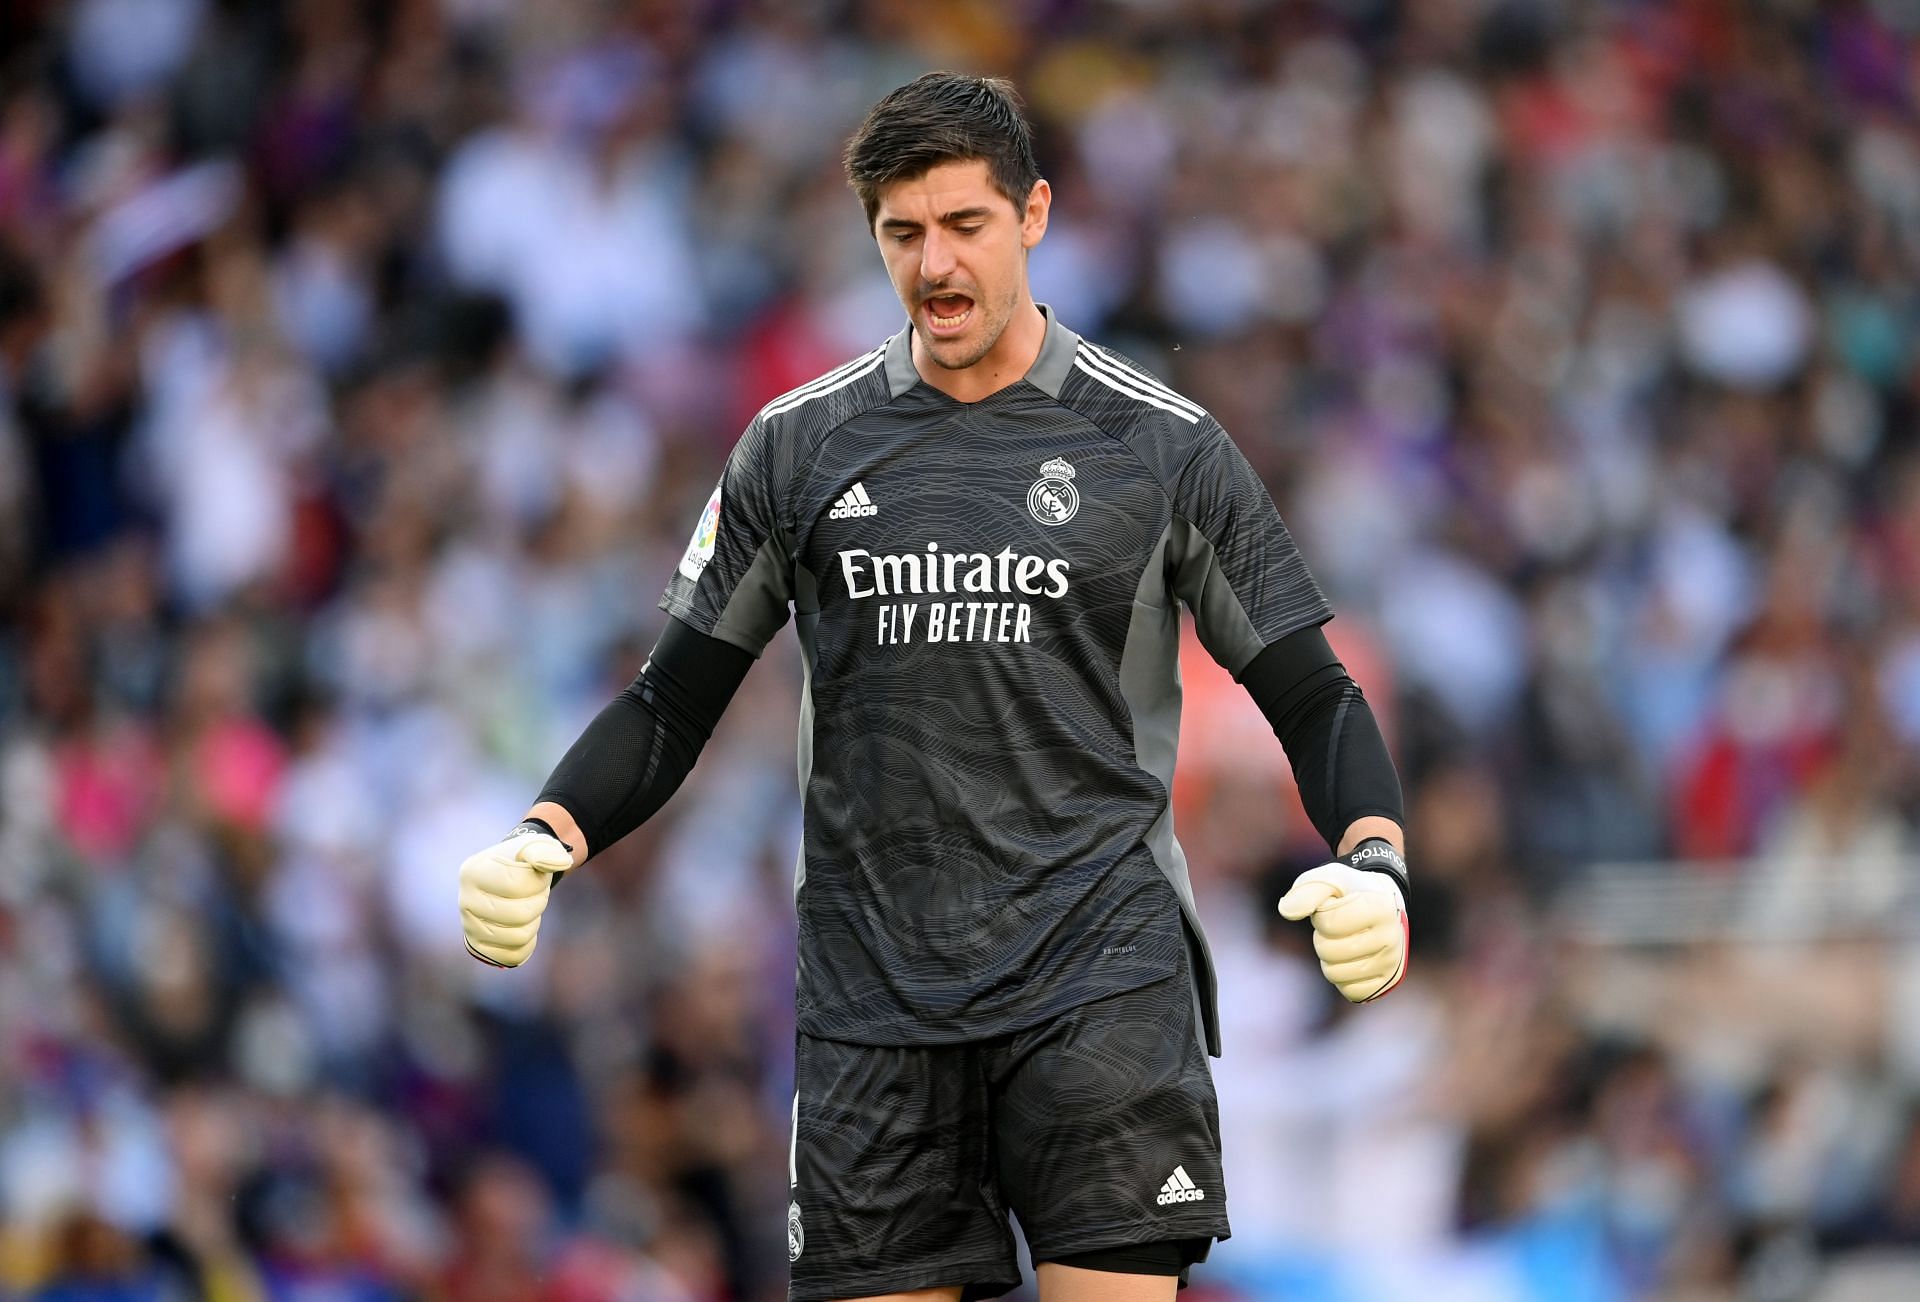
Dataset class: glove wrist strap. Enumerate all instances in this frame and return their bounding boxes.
[510,817,575,856]
[1343,837,1408,900]
[510,819,574,888]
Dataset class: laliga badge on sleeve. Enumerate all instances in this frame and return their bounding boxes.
[679,481,722,581]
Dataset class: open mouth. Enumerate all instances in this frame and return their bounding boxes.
[924,293,975,335]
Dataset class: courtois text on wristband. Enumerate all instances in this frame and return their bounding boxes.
[511,818,574,856]
[1343,837,1407,897]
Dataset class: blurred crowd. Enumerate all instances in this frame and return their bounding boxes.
[1,0,1919,1297]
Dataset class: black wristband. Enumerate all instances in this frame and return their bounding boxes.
[1343,837,1408,900]
[510,817,573,854]
[510,820,572,889]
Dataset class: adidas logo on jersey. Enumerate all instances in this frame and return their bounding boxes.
[1156,1166,1205,1205]
[828,482,878,520]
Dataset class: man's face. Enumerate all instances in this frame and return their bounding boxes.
[872,159,1050,372]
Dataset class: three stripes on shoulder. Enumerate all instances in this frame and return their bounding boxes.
[761,346,887,419]
[1072,345,1204,425]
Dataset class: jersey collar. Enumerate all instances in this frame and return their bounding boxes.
[884,303,1083,400]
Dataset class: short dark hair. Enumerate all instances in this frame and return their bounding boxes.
[843,73,1040,228]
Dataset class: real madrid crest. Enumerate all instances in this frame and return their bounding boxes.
[1027,457,1079,527]
[787,1201,804,1262]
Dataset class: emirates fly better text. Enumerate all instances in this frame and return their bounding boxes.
[839,542,1070,645]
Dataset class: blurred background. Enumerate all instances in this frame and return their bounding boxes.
[2,0,1918,1298]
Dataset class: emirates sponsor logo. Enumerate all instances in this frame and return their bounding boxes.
[838,542,1068,600]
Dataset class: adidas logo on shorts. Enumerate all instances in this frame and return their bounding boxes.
[829,481,878,519]
[1156,1165,1205,1205]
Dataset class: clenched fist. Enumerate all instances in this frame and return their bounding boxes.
[1277,845,1409,1003]
[459,823,575,968]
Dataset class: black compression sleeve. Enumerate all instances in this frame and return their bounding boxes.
[1239,624,1404,854]
[536,617,753,859]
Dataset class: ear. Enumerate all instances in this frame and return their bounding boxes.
[1020,178,1051,250]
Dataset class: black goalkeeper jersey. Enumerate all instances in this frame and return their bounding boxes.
[660,307,1330,1055]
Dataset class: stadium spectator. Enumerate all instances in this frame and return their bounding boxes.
[1,2,1917,1297]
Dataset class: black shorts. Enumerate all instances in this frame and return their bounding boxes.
[786,973,1230,1302]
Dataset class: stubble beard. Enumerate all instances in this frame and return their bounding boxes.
[920,285,1012,372]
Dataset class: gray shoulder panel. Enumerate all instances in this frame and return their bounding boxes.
[792,563,821,899]
[1164,515,1269,678]
[1118,519,1224,1057]
[708,536,796,656]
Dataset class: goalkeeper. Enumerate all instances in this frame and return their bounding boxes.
[459,72,1407,1302]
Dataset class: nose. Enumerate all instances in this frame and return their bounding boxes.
[920,228,957,283]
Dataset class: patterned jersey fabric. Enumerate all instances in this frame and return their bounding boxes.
[660,307,1331,1053]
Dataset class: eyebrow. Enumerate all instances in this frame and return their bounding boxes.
[878,206,996,232]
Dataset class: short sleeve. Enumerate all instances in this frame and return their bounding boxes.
[1167,422,1331,678]
[659,417,793,656]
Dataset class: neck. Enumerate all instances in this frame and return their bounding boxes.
[912,296,1046,404]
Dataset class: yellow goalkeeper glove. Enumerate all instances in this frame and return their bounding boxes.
[1277,839,1408,1003]
[459,820,574,968]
